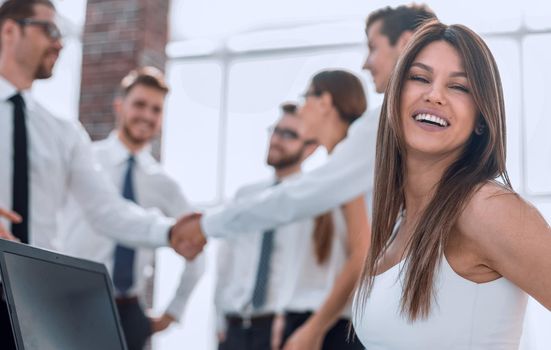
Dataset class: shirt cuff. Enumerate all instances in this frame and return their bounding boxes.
[149,217,176,247]
[201,212,220,238]
[164,305,182,323]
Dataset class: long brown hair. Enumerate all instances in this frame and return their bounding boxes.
[310,69,367,264]
[355,20,510,321]
[312,212,334,264]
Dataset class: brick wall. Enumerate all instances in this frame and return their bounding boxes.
[79,0,170,142]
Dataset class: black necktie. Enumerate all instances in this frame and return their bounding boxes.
[112,156,137,295]
[9,93,28,244]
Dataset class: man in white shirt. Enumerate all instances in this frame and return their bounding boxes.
[215,103,318,350]
[172,4,437,248]
[0,1,203,348]
[60,67,204,350]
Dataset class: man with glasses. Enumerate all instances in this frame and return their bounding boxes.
[214,103,318,350]
[0,1,203,348]
[15,17,62,41]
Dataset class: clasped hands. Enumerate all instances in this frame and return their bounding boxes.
[169,212,207,260]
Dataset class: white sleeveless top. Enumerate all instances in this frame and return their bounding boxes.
[353,256,528,349]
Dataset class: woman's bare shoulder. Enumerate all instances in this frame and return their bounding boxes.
[458,181,544,245]
[455,185,551,309]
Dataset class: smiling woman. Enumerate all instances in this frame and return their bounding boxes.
[400,40,479,158]
[353,20,551,350]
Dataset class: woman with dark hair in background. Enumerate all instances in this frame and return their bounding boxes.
[273,70,371,350]
[354,20,551,349]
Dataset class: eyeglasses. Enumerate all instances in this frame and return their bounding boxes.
[16,19,62,41]
[268,126,318,145]
[268,126,300,140]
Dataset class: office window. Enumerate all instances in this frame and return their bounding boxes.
[163,61,223,204]
[523,34,551,195]
[525,0,551,30]
[33,38,82,121]
[485,38,522,190]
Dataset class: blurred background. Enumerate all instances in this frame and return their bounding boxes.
[42,0,551,348]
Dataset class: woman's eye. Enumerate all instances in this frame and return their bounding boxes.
[450,84,470,93]
[409,75,429,83]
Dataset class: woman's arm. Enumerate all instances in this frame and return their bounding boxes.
[459,185,551,310]
[283,195,371,350]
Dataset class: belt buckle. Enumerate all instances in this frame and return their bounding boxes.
[242,315,251,329]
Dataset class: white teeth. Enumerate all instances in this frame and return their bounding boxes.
[414,113,448,127]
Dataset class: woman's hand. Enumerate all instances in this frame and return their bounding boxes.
[282,322,324,350]
[149,313,175,334]
[271,314,285,350]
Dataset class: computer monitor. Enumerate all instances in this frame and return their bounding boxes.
[0,239,127,350]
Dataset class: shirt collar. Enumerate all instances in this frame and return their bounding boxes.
[0,75,35,109]
[0,76,17,101]
[275,171,302,184]
[106,131,156,168]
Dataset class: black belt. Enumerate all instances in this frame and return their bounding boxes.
[285,311,352,324]
[286,311,312,317]
[115,296,139,305]
[225,313,275,329]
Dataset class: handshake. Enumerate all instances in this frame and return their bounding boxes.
[0,206,208,261]
[169,212,207,260]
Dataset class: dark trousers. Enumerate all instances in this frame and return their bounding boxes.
[218,315,274,350]
[282,311,364,350]
[116,298,152,350]
[0,297,16,350]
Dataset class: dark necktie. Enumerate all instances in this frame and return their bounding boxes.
[112,156,137,295]
[9,93,29,244]
[251,228,275,309]
[251,180,279,309]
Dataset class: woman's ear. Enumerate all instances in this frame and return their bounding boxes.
[474,119,486,136]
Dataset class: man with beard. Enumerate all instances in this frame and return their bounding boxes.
[0,1,203,348]
[214,103,318,350]
[59,67,204,350]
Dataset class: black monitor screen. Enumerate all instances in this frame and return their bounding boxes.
[2,251,125,350]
